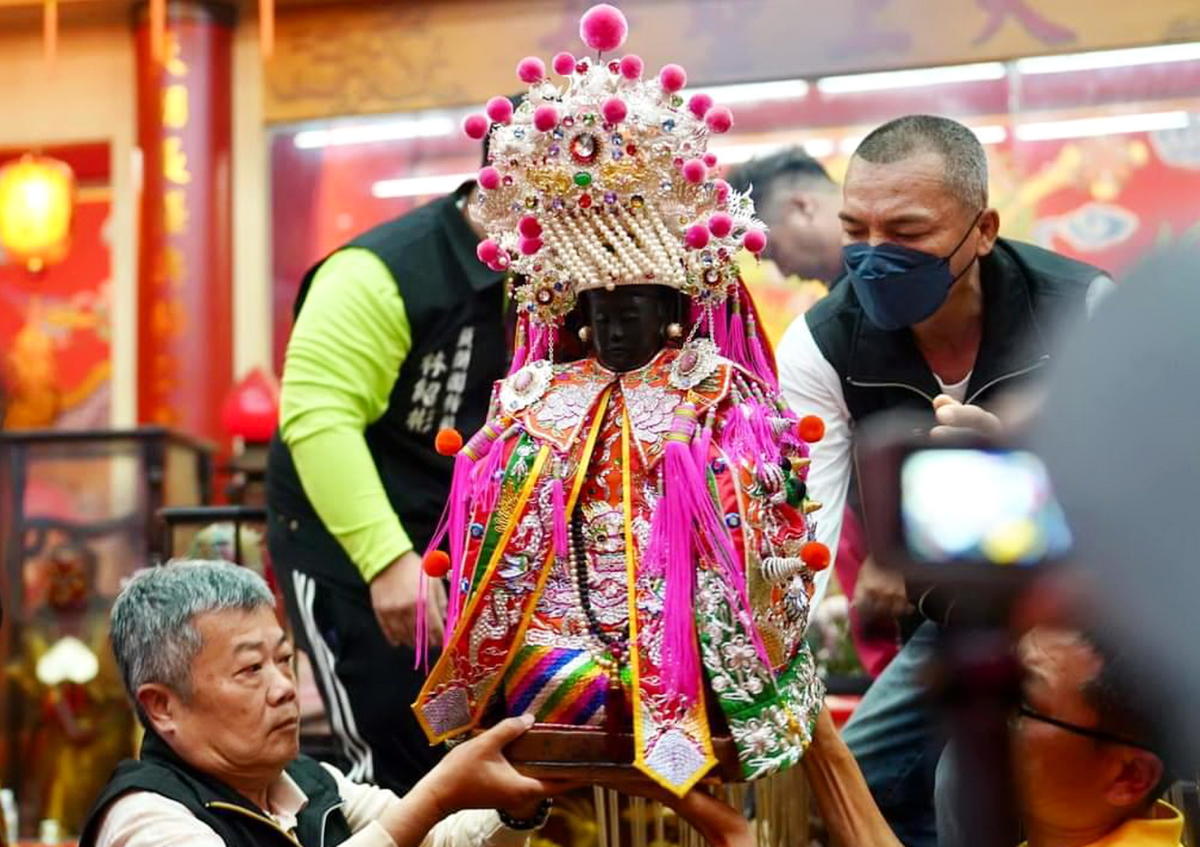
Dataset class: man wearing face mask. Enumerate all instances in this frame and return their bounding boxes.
[775,114,1113,846]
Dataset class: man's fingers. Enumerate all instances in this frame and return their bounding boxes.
[480,713,537,747]
[931,393,960,410]
[375,609,403,647]
[933,403,1002,435]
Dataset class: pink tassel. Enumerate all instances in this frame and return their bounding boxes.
[509,316,529,375]
[551,476,568,558]
[441,452,475,644]
[747,322,779,391]
[472,430,509,514]
[645,406,705,702]
[414,569,430,673]
[719,401,755,463]
[414,420,507,669]
[528,324,550,361]
[739,281,778,376]
[723,303,753,372]
[691,412,713,470]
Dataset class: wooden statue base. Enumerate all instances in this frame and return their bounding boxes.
[495,724,744,788]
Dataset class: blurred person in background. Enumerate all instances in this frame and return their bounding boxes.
[775,114,1113,846]
[727,147,845,285]
[266,154,508,791]
[730,147,899,680]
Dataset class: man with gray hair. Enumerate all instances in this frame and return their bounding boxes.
[78,560,570,847]
[775,114,1113,845]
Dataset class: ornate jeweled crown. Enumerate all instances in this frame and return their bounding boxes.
[464,4,767,327]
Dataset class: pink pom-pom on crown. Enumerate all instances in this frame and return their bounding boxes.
[488,253,510,272]
[619,54,644,80]
[518,216,542,238]
[659,63,687,93]
[518,237,543,256]
[685,224,711,249]
[532,105,560,132]
[743,228,768,254]
[579,4,629,52]
[476,239,501,265]
[713,179,732,204]
[478,166,502,191]
[708,212,733,238]
[681,158,708,184]
[706,106,734,133]
[601,97,628,125]
[553,51,577,75]
[462,113,489,140]
[703,152,719,168]
[516,56,546,84]
[486,96,514,124]
[687,93,713,119]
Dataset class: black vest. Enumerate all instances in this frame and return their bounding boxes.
[806,238,1103,425]
[267,184,506,586]
[79,732,354,847]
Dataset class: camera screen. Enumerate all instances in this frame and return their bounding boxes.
[900,449,1073,566]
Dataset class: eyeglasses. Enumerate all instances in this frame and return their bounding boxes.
[1015,704,1158,754]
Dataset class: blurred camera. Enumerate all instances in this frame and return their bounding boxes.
[856,413,1073,593]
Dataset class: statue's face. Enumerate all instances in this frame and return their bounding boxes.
[584,285,672,373]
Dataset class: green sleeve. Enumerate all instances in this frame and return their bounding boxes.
[279,248,414,582]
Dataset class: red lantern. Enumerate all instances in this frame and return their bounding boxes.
[0,154,75,272]
[220,368,280,442]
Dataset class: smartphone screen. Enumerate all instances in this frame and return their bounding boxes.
[900,448,1072,566]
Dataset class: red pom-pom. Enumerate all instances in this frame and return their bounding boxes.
[801,541,831,572]
[518,236,543,256]
[708,212,733,238]
[705,106,734,134]
[434,427,464,456]
[713,178,732,204]
[423,550,452,579]
[703,152,719,168]
[681,158,708,184]
[659,63,687,93]
[580,3,628,52]
[486,96,514,124]
[516,56,546,84]
[518,215,542,238]
[553,51,577,75]
[487,254,510,272]
[619,54,644,80]
[685,224,710,249]
[798,415,825,443]
[462,113,489,140]
[532,105,559,132]
[601,97,628,125]
[476,239,501,264]
[478,166,502,191]
[742,228,768,255]
[687,93,713,119]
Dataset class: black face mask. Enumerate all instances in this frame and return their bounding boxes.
[583,285,674,373]
[843,211,983,331]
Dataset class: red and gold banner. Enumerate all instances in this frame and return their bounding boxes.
[135,0,235,441]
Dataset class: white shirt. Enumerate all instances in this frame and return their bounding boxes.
[776,315,850,611]
[93,763,529,847]
[934,371,972,404]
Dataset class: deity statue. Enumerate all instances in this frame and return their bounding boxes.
[7,544,133,835]
[413,4,831,798]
